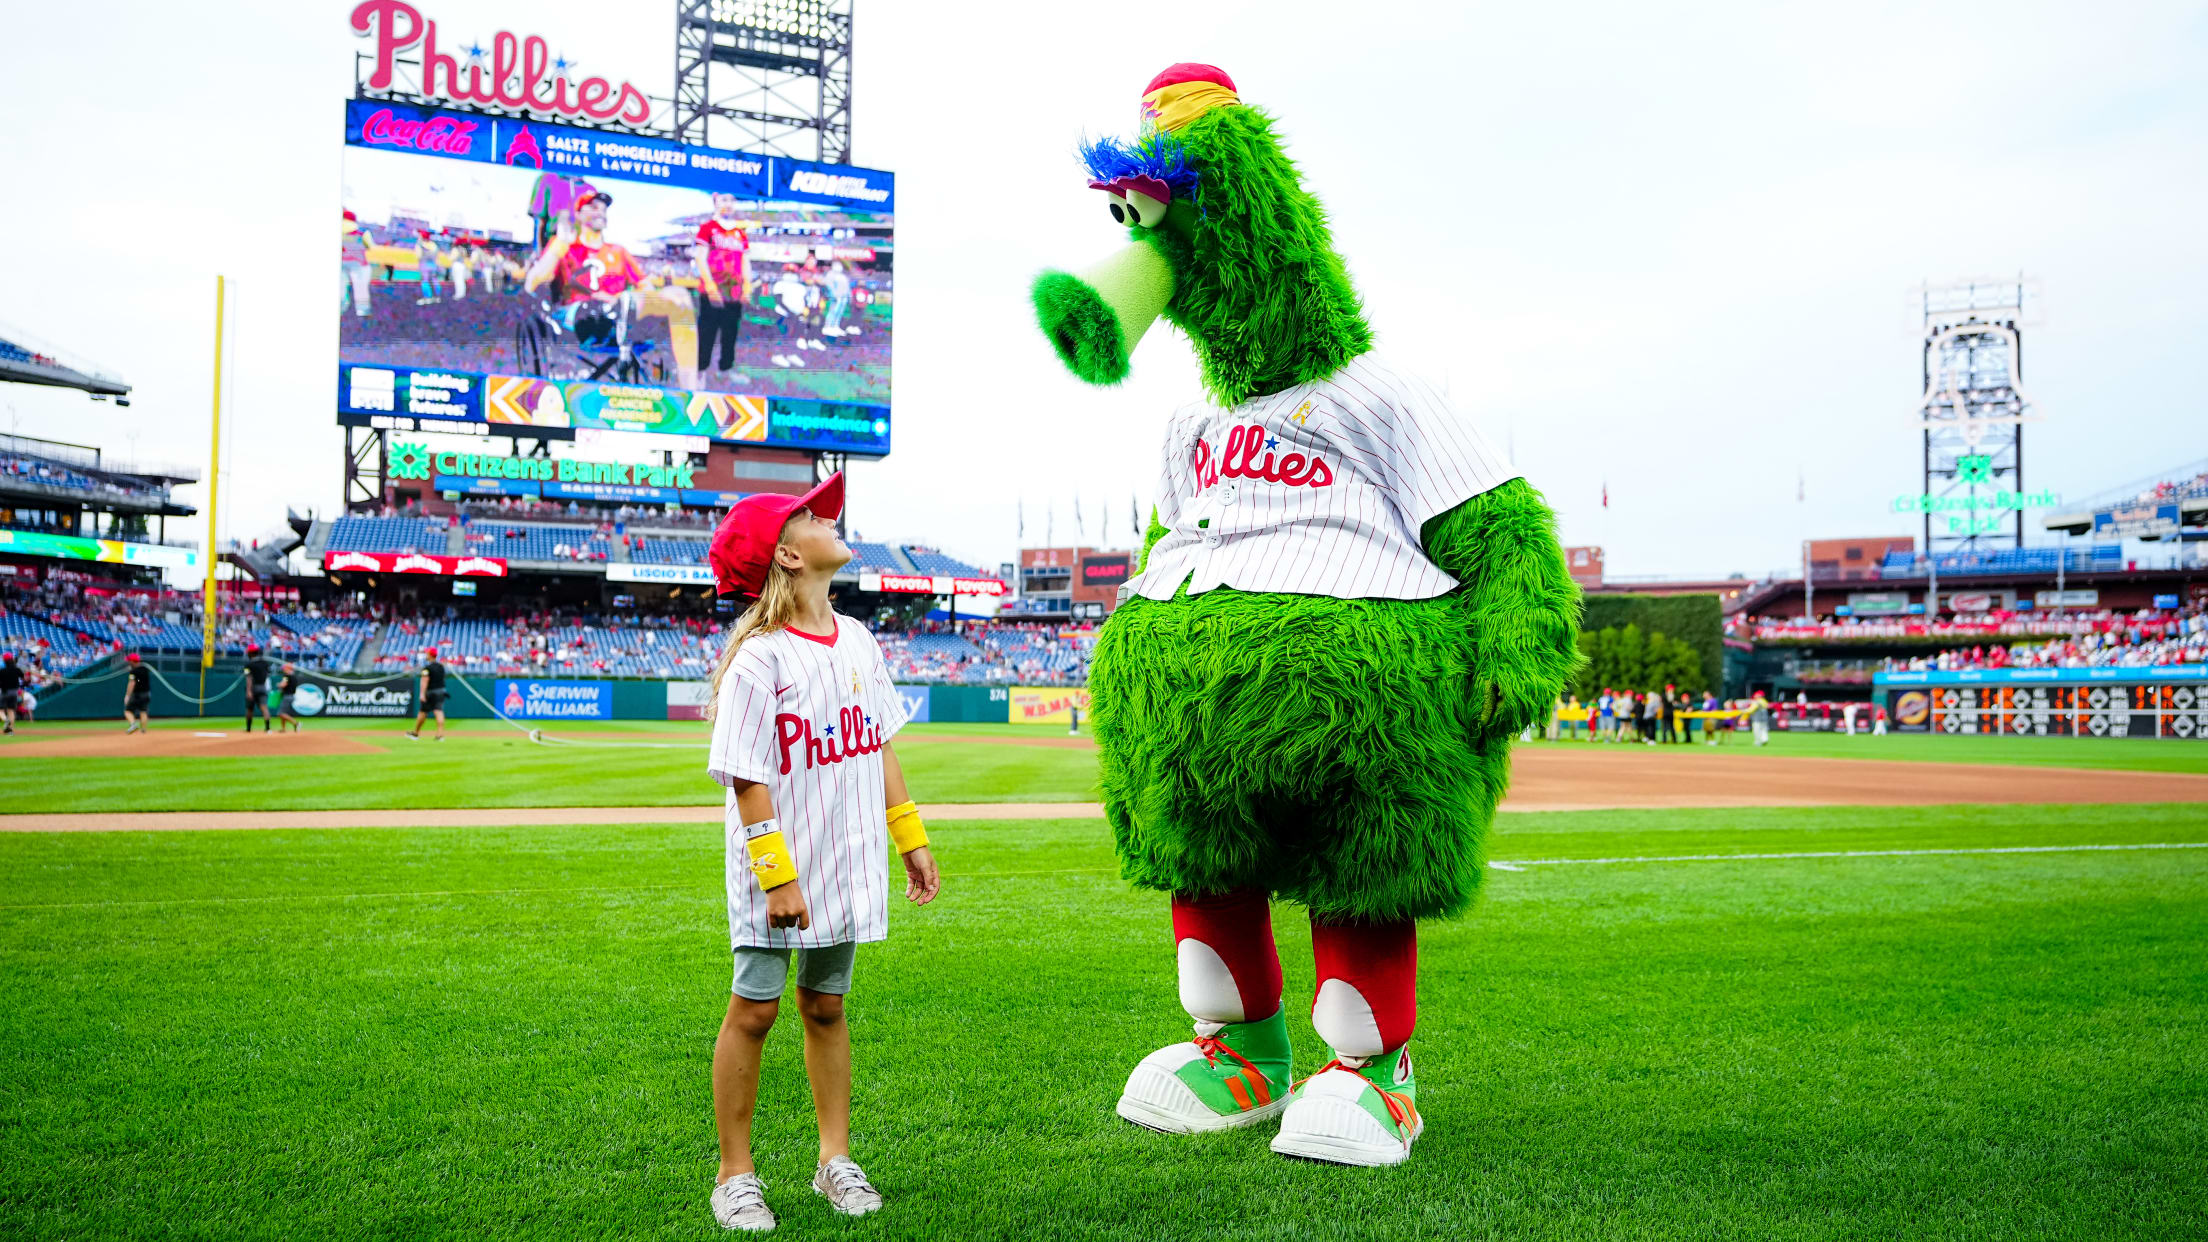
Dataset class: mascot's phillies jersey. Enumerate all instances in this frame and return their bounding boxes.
[1120,352,1518,602]
[708,614,910,948]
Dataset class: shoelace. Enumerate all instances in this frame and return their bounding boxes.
[719,1176,767,1210]
[824,1160,875,1196]
[1297,1058,1419,1141]
[1192,1032,1273,1104]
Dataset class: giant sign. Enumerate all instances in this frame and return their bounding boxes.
[338,93,894,454]
[0,529,200,572]
[323,551,509,577]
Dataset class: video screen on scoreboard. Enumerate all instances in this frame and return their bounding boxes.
[337,101,893,456]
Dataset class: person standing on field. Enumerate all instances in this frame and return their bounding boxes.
[0,651,23,734]
[276,663,303,733]
[700,473,942,1232]
[242,644,272,734]
[407,648,449,741]
[1749,690,1772,747]
[123,653,153,733]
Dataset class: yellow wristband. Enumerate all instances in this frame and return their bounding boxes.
[745,828,799,891]
[886,800,929,853]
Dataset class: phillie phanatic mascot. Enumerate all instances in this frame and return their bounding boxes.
[1031,65,1582,1166]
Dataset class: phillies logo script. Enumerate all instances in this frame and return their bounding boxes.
[774,707,885,775]
[352,0,653,128]
[360,107,479,154]
[1191,424,1335,493]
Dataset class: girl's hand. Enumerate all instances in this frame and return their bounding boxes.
[902,846,940,906]
[766,883,810,930]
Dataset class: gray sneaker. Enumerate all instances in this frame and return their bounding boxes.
[812,1155,883,1216]
[711,1171,776,1233]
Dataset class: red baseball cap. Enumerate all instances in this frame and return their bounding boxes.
[709,473,846,598]
[126,652,141,663]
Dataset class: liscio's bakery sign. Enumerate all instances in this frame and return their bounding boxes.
[351,0,653,128]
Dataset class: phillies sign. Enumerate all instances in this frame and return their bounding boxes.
[324,551,509,577]
[351,0,653,128]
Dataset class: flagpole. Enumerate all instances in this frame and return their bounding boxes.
[199,274,226,715]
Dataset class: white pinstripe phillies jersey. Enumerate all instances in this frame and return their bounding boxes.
[708,614,911,948]
[1120,353,1518,603]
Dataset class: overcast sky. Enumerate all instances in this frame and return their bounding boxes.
[3,0,2203,580]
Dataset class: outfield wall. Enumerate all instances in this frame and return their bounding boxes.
[1877,667,2208,739]
[32,659,1026,727]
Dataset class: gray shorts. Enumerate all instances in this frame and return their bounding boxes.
[731,941,857,1001]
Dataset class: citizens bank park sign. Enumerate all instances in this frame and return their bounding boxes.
[324,551,509,577]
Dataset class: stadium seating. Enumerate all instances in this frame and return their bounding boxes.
[463,523,608,562]
[1880,545,2123,578]
[634,537,708,565]
[324,516,447,555]
[0,613,104,676]
[901,546,986,577]
[846,542,906,573]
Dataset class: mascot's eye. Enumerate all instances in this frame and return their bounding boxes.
[1125,189,1169,228]
[1104,192,1131,225]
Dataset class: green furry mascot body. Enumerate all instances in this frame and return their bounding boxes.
[1033,64,1579,1165]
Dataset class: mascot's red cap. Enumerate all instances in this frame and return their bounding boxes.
[708,472,846,599]
[1141,64,1240,133]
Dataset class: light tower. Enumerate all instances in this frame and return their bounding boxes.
[1912,276,2039,558]
[672,0,854,162]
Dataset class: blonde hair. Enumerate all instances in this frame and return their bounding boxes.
[704,517,809,719]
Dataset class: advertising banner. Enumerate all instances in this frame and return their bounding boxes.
[607,563,716,585]
[666,679,712,720]
[894,685,931,725]
[0,529,201,572]
[2035,589,2100,607]
[859,573,1009,596]
[323,551,509,577]
[2092,503,2181,539]
[1080,554,1133,587]
[1010,685,1092,725]
[1888,689,1932,733]
[1847,592,1912,616]
[494,678,613,720]
[289,672,417,718]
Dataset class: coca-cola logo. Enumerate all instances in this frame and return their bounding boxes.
[351,0,653,128]
[360,107,479,154]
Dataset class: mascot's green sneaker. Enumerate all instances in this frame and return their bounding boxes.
[1270,1048,1422,1166]
[1116,1007,1293,1133]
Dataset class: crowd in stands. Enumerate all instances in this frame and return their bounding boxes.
[1882,603,2208,672]
[454,498,724,532]
[0,571,376,678]
[1,452,162,500]
[1735,603,2208,671]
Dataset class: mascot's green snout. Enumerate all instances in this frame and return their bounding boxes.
[1031,63,1582,1167]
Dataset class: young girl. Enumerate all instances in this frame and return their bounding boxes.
[701,473,941,1232]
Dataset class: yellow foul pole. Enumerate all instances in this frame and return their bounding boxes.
[199,275,225,714]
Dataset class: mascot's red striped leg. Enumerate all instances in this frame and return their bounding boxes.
[1114,889,1295,1134]
[1272,917,1425,1166]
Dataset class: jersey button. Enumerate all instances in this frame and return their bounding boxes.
[1203,533,1221,549]
[1218,482,1239,504]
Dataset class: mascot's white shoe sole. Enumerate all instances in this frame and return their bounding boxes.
[1269,1070,1422,1167]
[1116,1045,1288,1134]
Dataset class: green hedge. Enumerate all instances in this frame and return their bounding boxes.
[1582,593,1723,692]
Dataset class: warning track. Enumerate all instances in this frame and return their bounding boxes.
[4,746,2207,832]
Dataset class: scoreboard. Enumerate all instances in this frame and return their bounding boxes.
[1882,674,2208,740]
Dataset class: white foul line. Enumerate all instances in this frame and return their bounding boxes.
[1490,842,2208,869]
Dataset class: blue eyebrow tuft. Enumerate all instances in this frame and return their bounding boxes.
[1077,132,1202,203]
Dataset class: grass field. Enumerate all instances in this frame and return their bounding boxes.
[3,718,2207,813]
[3,796,2205,1239]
